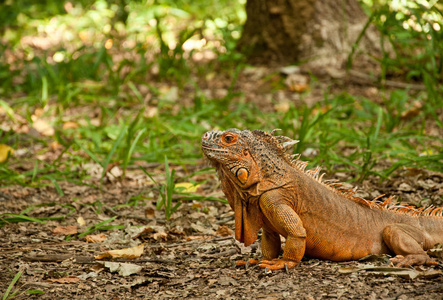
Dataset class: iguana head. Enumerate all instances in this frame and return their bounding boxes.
[202,128,297,190]
[201,128,261,189]
[201,128,298,246]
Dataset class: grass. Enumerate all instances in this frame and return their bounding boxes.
[2,271,22,300]
[0,0,442,225]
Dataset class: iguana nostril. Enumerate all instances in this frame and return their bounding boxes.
[202,132,210,140]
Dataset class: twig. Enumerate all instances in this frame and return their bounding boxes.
[104,206,165,224]
[0,241,83,254]
[202,248,238,258]
[216,216,234,224]
[393,283,443,299]
[23,254,93,263]
[147,236,234,249]
[348,70,426,90]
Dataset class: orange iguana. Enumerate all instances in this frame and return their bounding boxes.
[201,128,443,270]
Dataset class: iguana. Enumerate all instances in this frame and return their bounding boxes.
[201,128,443,270]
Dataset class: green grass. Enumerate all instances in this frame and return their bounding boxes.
[2,271,22,300]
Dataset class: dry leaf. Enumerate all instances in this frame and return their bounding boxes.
[274,102,291,113]
[428,243,443,259]
[50,141,62,151]
[401,101,422,120]
[85,233,107,243]
[175,182,198,193]
[52,225,78,236]
[145,106,158,118]
[95,244,144,260]
[103,262,142,276]
[33,108,44,118]
[284,73,310,93]
[145,208,155,218]
[216,225,233,237]
[0,144,14,163]
[33,119,54,136]
[47,276,80,284]
[62,121,79,129]
[132,226,154,239]
[77,216,86,226]
[153,231,168,241]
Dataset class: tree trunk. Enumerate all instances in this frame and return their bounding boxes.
[238,0,381,69]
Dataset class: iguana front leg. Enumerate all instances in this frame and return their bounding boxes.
[383,223,438,267]
[258,190,306,270]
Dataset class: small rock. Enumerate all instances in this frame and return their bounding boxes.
[280,65,301,75]
[417,179,436,190]
[398,182,413,192]
[302,148,318,157]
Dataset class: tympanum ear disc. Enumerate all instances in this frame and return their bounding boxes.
[236,168,249,184]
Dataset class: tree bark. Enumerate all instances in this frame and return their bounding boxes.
[238,0,381,69]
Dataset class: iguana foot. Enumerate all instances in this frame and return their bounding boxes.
[259,258,297,270]
[390,254,438,268]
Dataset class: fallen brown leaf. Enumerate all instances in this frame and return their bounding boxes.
[52,225,78,236]
[63,121,79,129]
[216,225,233,237]
[95,244,144,260]
[85,233,107,243]
[145,208,155,218]
[50,141,62,151]
[47,276,80,284]
[32,119,54,136]
[153,231,168,241]
[132,226,154,239]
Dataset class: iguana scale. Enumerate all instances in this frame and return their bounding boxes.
[201,128,443,270]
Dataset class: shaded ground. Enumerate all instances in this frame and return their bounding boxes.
[1,160,443,299]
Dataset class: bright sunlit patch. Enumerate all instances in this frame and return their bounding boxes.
[182,38,207,51]
[433,23,441,31]
[104,38,113,49]
[53,51,65,63]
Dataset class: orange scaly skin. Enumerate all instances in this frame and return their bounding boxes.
[201,129,443,270]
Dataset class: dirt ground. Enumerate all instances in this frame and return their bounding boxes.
[1,162,443,299]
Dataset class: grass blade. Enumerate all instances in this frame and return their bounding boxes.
[100,125,127,183]
[2,271,22,300]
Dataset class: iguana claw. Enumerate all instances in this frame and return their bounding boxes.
[259,258,297,270]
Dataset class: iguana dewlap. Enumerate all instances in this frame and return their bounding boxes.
[201,128,443,270]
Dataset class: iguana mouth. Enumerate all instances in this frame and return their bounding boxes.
[201,145,228,152]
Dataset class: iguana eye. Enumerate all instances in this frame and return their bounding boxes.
[223,134,237,144]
